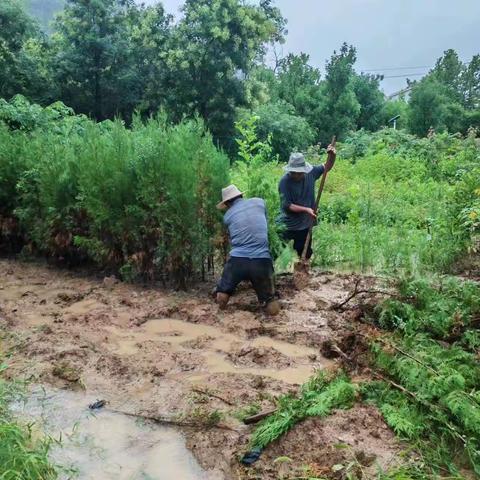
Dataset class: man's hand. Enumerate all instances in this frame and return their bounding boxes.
[325,143,336,172]
[304,207,317,219]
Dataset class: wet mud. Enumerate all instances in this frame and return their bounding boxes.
[0,259,402,479]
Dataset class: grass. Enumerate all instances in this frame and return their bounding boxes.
[0,363,56,480]
[311,129,479,275]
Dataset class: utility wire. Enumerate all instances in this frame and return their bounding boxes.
[360,65,431,72]
[382,73,428,78]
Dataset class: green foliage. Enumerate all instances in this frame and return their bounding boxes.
[250,372,356,449]
[274,53,323,127]
[51,0,141,121]
[163,0,284,149]
[380,99,409,130]
[317,43,360,143]
[0,367,56,479]
[376,276,480,338]
[231,115,283,256]
[0,98,229,286]
[312,129,479,274]
[366,276,480,475]
[352,73,386,132]
[408,50,480,137]
[253,101,315,162]
[0,0,51,102]
[408,78,459,136]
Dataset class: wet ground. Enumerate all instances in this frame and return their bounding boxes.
[12,386,209,480]
[0,258,403,479]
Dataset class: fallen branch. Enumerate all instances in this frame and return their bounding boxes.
[330,279,397,311]
[108,408,240,433]
[330,278,362,310]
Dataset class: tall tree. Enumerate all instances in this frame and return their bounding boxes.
[128,3,172,116]
[317,43,360,143]
[163,0,284,148]
[51,0,140,120]
[431,49,464,104]
[0,0,50,101]
[409,77,463,136]
[461,54,480,110]
[352,73,385,131]
[276,53,322,116]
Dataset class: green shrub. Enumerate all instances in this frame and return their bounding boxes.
[231,116,284,257]
[0,98,229,285]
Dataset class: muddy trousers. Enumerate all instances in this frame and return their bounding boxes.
[216,257,275,304]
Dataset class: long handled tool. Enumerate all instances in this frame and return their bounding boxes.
[294,137,336,281]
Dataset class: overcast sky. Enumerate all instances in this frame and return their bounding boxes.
[144,0,480,94]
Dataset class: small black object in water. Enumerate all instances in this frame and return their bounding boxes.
[241,447,263,465]
[88,399,106,410]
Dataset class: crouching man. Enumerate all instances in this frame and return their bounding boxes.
[215,184,280,316]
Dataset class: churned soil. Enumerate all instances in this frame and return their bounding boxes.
[0,258,403,479]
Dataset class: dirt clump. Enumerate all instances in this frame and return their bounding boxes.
[236,405,402,480]
[227,345,294,369]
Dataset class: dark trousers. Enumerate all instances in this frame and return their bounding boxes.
[282,228,313,259]
[216,257,275,304]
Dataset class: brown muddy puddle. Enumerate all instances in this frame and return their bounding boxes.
[107,318,326,385]
[12,386,211,480]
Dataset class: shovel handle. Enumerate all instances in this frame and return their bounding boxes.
[300,136,336,262]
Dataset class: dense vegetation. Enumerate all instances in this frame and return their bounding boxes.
[246,276,480,477]
[0,96,229,285]
[1,1,479,478]
[1,0,479,156]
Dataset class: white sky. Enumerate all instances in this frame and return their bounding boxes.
[142,0,480,94]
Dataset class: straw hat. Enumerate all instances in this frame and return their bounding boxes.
[217,184,244,209]
[284,152,313,173]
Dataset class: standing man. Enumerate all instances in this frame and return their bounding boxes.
[215,184,280,316]
[278,146,336,259]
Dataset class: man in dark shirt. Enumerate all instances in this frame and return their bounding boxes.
[278,146,336,259]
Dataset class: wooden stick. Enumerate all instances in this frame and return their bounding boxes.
[300,137,336,262]
[108,408,240,432]
[243,408,277,425]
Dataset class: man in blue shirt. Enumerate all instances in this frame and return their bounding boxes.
[278,146,336,259]
[215,184,280,315]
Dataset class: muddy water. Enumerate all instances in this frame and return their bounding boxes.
[12,387,211,480]
[108,318,325,385]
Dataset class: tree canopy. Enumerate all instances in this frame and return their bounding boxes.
[2,0,479,158]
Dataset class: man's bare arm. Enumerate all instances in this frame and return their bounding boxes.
[288,204,316,218]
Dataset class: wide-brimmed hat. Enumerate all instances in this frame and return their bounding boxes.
[217,184,244,209]
[284,152,313,173]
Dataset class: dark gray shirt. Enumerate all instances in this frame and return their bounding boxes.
[224,197,271,259]
[278,165,325,231]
